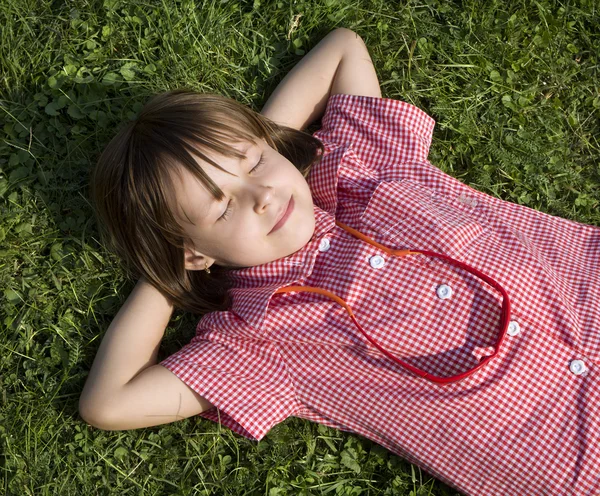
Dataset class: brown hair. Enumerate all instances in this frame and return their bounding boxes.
[91,89,324,315]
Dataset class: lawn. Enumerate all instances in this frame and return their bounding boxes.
[1,0,598,494]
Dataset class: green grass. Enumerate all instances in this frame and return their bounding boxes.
[1,0,598,494]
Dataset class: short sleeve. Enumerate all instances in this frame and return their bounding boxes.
[159,332,300,440]
[313,94,436,171]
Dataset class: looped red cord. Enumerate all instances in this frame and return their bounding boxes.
[274,221,511,385]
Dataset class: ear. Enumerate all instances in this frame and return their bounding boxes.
[183,246,212,271]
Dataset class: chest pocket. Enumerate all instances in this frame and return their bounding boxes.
[359,180,489,261]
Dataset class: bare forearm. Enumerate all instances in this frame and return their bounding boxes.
[79,280,213,431]
[261,28,381,131]
[260,28,350,130]
[80,278,174,405]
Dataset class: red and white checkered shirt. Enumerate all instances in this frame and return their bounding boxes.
[160,94,600,496]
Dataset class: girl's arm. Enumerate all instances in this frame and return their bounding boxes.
[79,278,212,430]
[261,27,381,130]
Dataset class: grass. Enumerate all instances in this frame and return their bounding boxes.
[0,0,598,494]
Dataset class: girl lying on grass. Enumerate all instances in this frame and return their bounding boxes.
[79,27,600,496]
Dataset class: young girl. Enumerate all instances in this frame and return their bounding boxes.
[79,27,600,496]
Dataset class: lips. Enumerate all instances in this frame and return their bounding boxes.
[270,196,294,234]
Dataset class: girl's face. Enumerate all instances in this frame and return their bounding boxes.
[172,137,316,269]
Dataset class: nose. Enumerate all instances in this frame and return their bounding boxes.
[252,184,274,214]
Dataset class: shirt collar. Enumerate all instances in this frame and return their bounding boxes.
[227,205,335,332]
[226,142,347,332]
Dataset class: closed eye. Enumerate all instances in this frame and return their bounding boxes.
[218,155,265,222]
[250,155,265,173]
[218,199,233,221]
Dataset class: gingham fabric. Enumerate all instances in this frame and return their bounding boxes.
[160,94,600,496]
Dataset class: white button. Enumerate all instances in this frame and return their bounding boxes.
[569,360,587,376]
[369,255,385,269]
[318,238,331,252]
[436,284,452,299]
[507,321,521,336]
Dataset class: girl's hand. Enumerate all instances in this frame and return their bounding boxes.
[261,27,381,131]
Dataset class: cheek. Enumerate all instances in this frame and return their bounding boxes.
[220,223,265,246]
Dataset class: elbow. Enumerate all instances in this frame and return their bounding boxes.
[78,395,123,431]
[333,27,363,43]
[333,27,358,37]
[78,397,107,430]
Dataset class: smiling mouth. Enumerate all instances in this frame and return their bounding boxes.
[269,196,294,234]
